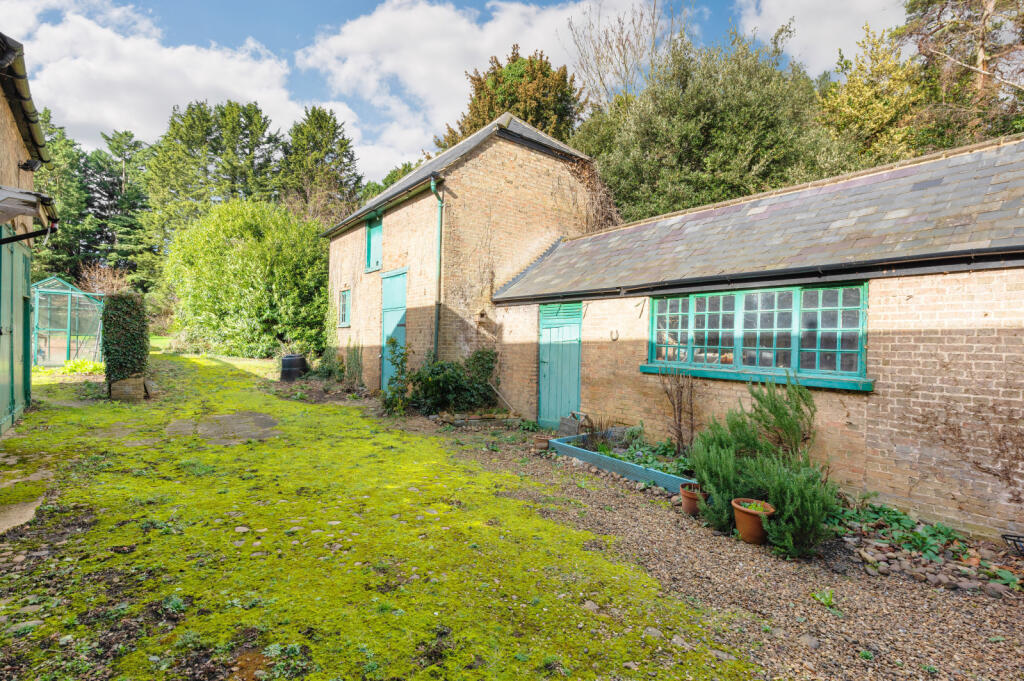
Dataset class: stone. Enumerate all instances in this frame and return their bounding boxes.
[6,620,43,634]
[910,570,927,582]
[643,627,663,639]
[876,562,891,576]
[981,582,1009,599]
[623,662,639,671]
[957,580,981,591]
[582,600,599,612]
[18,605,41,614]
[858,549,878,564]
[670,635,692,649]
[863,564,879,577]
[710,649,737,661]
[798,634,820,650]
[234,526,250,533]
[926,574,940,587]
[110,375,147,402]
[978,547,1000,561]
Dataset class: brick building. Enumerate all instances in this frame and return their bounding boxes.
[330,115,1024,537]
[492,136,1024,539]
[0,32,57,432]
[323,113,596,390]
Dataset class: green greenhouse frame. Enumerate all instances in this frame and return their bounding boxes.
[31,276,104,368]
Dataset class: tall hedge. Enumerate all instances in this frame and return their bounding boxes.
[101,291,149,384]
[165,199,327,357]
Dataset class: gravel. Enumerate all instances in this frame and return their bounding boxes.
[451,432,1023,681]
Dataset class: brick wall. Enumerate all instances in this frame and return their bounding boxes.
[498,268,1024,537]
[327,190,438,389]
[1,95,36,233]
[439,136,591,360]
[493,303,538,417]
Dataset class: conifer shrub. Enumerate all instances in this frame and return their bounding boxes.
[689,379,840,556]
[101,290,149,385]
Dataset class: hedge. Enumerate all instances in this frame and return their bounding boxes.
[101,291,149,384]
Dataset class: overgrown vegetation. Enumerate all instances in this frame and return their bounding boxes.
[408,349,499,415]
[166,200,327,358]
[100,290,149,385]
[381,337,409,415]
[0,352,754,679]
[689,380,839,558]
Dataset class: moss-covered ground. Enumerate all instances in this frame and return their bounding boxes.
[0,354,756,680]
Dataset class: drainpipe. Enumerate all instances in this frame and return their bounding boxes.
[430,173,443,357]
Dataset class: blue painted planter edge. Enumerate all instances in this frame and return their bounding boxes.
[548,434,696,493]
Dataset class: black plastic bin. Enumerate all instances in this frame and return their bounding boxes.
[280,354,307,382]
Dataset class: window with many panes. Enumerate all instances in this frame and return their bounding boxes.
[649,283,866,382]
[338,289,351,327]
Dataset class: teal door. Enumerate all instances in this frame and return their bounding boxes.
[381,269,407,389]
[538,303,582,429]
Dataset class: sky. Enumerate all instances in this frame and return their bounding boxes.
[3,0,904,180]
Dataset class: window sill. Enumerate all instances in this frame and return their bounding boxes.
[639,363,874,392]
[365,266,381,274]
[337,323,351,329]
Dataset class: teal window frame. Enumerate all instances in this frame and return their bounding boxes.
[338,289,351,328]
[640,282,872,391]
[365,216,383,272]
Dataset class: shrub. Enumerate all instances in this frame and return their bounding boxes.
[689,379,840,556]
[381,338,408,415]
[761,459,840,558]
[101,290,149,385]
[407,349,497,414]
[166,199,327,358]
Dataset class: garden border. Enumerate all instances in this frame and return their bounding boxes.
[549,434,696,493]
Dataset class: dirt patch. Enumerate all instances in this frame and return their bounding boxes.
[229,649,270,681]
[447,425,1024,681]
[166,412,280,445]
[0,498,42,534]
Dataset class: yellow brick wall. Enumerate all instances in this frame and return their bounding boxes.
[499,268,1024,537]
[438,136,591,360]
[327,190,438,389]
[0,95,37,233]
[493,303,539,416]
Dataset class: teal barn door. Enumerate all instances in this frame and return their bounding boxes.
[538,303,582,429]
[381,268,407,389]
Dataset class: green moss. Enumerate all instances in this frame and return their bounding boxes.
[0,480,45,505]
[0,354,758,680]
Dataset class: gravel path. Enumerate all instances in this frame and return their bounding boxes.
[441,426,1023,681]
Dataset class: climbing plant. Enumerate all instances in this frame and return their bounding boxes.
[101,290,149,384]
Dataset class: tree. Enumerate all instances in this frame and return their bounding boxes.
[820,25,927,165]
[572,29,855,223]
[359,160,422,202]
[211,100,283,201]
[32,109,97,281]
[435,45,583,149]
[165,199,327,357]
[896,0,1024,139]
[568,0,681,108]
[280,106,362,224]
[82,130,149,277]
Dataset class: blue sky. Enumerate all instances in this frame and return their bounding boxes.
[5,0,903,179]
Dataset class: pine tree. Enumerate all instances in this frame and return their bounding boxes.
[280,106,362,223]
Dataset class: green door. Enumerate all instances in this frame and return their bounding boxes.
[538,303,582,429]
[0,230,12,429]
[381,269,407,389]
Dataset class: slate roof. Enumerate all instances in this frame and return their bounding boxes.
[494,135,1024,303]
[324,112,587,237]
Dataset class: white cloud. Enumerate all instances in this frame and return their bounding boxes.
[297,0,638,177]
[735,0,904,74]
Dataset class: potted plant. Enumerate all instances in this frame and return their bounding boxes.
[534,434,550,451]
[679,482,708,517]
[731,498,775,544]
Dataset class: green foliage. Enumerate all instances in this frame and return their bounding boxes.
[436,45,583,150]
[832,503,965,563]
[0,480,46,505]
[408,349,498,414]
[57,359,105,375]
[280,106,362,223]
[166,200,327,357]
[572,29,854,223]
[381,337,409,415]
[101,291,149,384]
[811,588,842,616]
[360,160,423,202]
[344,342,364,387]
[518,420,541,432]
[689,380,839,556]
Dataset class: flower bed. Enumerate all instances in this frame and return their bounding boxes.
[549,433,695,493]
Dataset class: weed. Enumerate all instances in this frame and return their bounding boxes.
[811,588,842,616]
[859,650,874,661]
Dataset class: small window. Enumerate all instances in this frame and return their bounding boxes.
[338,289,351,327]
[366,217,382,271]
[648,283,867,386]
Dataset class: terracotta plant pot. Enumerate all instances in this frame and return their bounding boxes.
[679,483,708,517]
[533,435,550,451]
[731,498,776,545]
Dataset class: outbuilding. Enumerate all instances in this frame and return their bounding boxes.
[492,135,1024,537]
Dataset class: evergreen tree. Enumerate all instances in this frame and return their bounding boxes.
[212,100,283,200]
[280,106,362,223]
[32,110,96,281]
[571,29,855,223]
[359,160,422,202]
[435,45,583,150]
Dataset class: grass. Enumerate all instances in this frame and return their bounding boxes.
[0,353,754,680]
